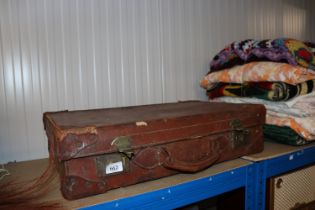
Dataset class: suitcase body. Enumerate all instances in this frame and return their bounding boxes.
[43,101,265,200]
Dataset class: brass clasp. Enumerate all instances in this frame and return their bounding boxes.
[111,136,134,158]
[230,119,249,148]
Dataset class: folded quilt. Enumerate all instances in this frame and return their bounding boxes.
[201,61,315,90]
[263,124,310,146]
[210,38,315,72]
[211,98,315,140]
[212,96,312,117]
[207,80,315,101]
[266,112,315,141]
[286,91,315,110]
[305,41,315,55]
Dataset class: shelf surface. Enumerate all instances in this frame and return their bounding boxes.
[242,140,315,162]
[243,140,315,182]
[3,158,251,209]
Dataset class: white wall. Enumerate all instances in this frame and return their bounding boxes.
[0,0,314,163]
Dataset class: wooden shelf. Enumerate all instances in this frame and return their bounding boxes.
[4,140,315,209]
[3,158,251,209]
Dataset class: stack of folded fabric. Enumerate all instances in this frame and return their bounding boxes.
[200,38,315,146]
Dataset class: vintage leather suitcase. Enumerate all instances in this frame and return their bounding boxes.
[43,101,265,200]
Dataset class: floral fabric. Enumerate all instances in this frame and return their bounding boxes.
[206,80,315,101]
[211,97,315,141]
[210,38,315,72]
[286,92,315,114]
[201,61,315,90]
[212,96,313,117]
[266,112,315,141]
[203,38,315,144]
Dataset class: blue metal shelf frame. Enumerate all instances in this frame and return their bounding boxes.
[80,163,256,210]
[251,144,315,210]
[265,145,315,178]
[79,144,315,210]
[245,163,267,210]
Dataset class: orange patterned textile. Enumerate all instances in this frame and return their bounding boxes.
[201,61,315,90]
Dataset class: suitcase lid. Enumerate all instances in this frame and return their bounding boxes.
[43,101,265,161]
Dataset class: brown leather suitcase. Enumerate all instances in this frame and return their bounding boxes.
[43,101,265,200]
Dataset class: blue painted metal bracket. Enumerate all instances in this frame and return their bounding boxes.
[245,143,315,210]
[80,164,250,210]
[264,145,315,178]
[245,162,267,210]
[79,144,315,210]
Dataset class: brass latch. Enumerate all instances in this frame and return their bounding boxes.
[111,136,134,158]
[230,119,249,148]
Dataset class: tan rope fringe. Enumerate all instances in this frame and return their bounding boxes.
[0,164,10,181]
[0,158,65,210]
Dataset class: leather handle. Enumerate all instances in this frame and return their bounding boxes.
[161,141,220,173]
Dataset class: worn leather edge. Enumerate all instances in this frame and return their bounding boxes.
[43,112,98,141]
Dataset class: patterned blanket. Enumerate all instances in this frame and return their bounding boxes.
[212,97,315,140]
[207,80,315,101]
[210,38,315,72]
[212,95,315,117]
[201,61,315,90]
[263,124,309,146]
